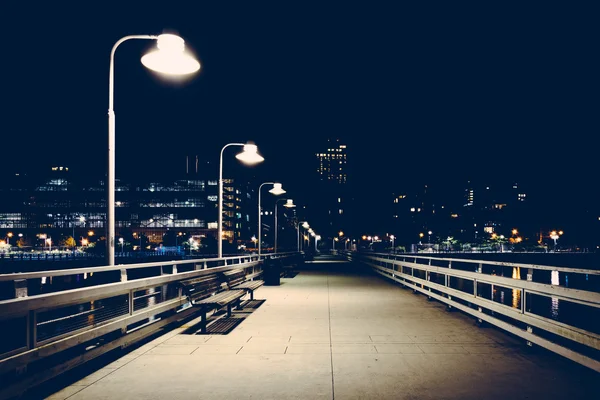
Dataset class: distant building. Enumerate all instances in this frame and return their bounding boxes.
[316,139,347,184]
[0,167,255,245]
[314,139,349,239]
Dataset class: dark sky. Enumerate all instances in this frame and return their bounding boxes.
[4,2,599,231]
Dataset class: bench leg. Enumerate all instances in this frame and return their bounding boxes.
[200,311,207,334]
[250,290,254,301]
[236,298,243,310]
[227,304,232,318]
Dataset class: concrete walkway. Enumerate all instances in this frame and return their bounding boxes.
[47,261,599,400]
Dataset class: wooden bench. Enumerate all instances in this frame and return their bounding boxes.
[222,268,264,300]
[179,274,246,333]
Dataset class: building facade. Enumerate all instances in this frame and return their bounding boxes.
[0,167,255,247]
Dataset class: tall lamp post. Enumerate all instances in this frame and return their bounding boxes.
[390,234,395,253]
[218,143,264,258]
[258,183,286,255]
[550,230,563,251]
[275,199,295,253]
[107,33,200,266]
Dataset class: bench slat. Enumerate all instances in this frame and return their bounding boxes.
[232,280,264,291]
[193,289,245,306]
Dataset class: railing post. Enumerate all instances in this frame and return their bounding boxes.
[426,270,432,301]
[120,269,128,282]
[14,279,28,298]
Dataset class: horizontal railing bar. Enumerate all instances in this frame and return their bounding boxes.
[372,256,600,306]
[0,261,260,319]
[0,255,259,282]
[370,252,600,275]
[0,252,300,282]
[0,295,189,372]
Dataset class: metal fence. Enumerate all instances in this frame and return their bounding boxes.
[0,252,301,400]
[346,251,600,373]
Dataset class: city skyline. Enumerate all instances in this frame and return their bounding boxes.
[3,3,598,243]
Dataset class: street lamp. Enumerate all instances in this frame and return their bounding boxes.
[107,33,199,266]
[315,235,321,251]
[119,237,124,253]
[218,143,264,258]
[258,182,286,255]
[428,231,432,244]
[390,235,395,253]
[6,232,13,245]
[333,237,339,250]
[275,199,295,253]
[550,230,563,251]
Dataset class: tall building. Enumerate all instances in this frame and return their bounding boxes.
[314,139,349,239]
[316,139,347,184]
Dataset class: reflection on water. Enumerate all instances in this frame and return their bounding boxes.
[512,267,521,280]
[88,300,95,324]
[512,289,521,309]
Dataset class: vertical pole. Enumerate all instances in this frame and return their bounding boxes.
[275,201,278,253]
[297,224,300,252]
[218,145,225,259]
[258,184,262,256]
[108,55,116,266]
[106,35,156,266]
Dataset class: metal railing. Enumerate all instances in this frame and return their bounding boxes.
[346,251,600,373]
[0,251,302,400]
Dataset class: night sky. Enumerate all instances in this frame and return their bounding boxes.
[4,3,599,233]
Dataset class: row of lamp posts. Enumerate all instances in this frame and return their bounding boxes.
[106,31,321,265]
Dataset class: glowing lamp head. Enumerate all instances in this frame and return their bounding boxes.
[302,222,310,229]
[269,183,286,195]
[7,232,13,238]
[284,199,296,208]
[141,34,200,75]
[235,144,264,165]
[316,235,321,240]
